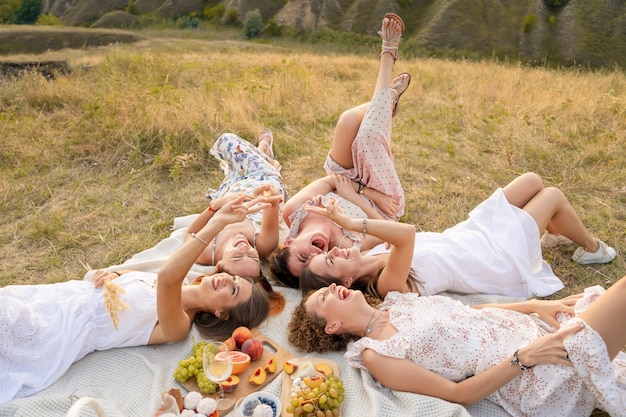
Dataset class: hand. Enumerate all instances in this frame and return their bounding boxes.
[304,197,351,227]
[209,194,270,227]
[517,323,584,368]
[530,297,579,328]
[93,269,118,288]
[253,183,283,207]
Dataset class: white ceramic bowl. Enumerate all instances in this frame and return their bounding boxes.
[244,391,281,417]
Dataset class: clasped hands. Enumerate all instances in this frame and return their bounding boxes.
[209,185,281,224]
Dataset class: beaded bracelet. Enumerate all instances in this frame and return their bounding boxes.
[357,182,366,195]
[362,219,368,238]
[510,349,534,371]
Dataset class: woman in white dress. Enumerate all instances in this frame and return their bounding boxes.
[288,278,626,416]
[0,195,282,406]
[300,172,616,298]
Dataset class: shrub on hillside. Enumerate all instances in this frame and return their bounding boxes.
[223,8,238,26]
[243,8,262,39]
[204,3,224,21]
[35,13,62,25]
[262,18,280,37]
[524,14,536,33]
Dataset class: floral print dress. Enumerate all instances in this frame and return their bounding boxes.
[345,289,626,417]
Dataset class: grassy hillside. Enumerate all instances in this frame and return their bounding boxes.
[0,33,624,305]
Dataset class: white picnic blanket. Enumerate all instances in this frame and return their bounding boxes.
[0,215,517,417]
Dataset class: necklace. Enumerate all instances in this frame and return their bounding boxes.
[364,310,380,336]
[211,235,218,266]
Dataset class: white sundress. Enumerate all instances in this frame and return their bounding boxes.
[345,289,626,417]
[365,188,564,298]
[0,272,159,406]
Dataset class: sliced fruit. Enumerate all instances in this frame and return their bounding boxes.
[282,360,298,375]
[215,351,251,375]
[314,363,333,377]
[248,366,267,386]
[303,376,324,389]
[221,375,240,393]
[264,356,277,374]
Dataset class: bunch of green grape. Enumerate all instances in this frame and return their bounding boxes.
[173,340,218,394]
[286,375,345,417]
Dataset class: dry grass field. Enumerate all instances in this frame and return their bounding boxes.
[1,34,624,301]
[0,29,624,417]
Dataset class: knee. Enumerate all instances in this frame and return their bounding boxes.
[520,172,544,190]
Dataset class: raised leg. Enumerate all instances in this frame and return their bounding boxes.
[578,276,626,359]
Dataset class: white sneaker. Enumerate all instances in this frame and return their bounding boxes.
[541,231,574,248]
[572,239,616,265]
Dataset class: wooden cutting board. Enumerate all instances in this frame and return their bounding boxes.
[280,358,340,417]
[179,329,295,415]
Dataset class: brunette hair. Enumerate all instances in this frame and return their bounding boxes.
[299,263,385,299]
[267,246,299,288]
[288,290,381,353]
[191,276,270,339]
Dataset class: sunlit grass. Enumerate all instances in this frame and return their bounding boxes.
[1,36,624,302]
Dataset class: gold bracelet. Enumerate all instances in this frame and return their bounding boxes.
[191,232,210,246]
[358,182,365,195]
[362,219,368,238]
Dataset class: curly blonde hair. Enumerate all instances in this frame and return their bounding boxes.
[288,290,382,353]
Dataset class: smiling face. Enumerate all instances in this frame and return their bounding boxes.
[307,246,360,285]
[219,234,261,278]
[284,230,329,277]
[304,283,363,332]
[199,272,253,314]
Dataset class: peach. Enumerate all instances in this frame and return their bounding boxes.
[241,338,264,361]
[224,336,236,351]
[232,326,253,348]
[221,375,240,393]
[314,363,333,377]
[264,356,277,374]
[282,360,298,375]
[248,366,267,386]
[303,376,324,389]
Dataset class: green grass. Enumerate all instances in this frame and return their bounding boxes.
[0,26,623,417]
[1,33,625,292]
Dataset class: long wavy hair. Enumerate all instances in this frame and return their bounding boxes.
[190,276,271,339]
[288,290,382,353]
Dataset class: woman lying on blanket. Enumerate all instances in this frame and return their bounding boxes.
[0,198,282,406]
[299,172,616,299]
[184,128,286,286]
[288,276,626,416]
[268,13,410,288]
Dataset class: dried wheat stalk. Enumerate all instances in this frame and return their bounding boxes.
[103,280,132,330]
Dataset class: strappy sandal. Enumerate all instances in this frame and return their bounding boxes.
[378,13,405,62]
[257,128,275,159]
[391,72,411,117]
